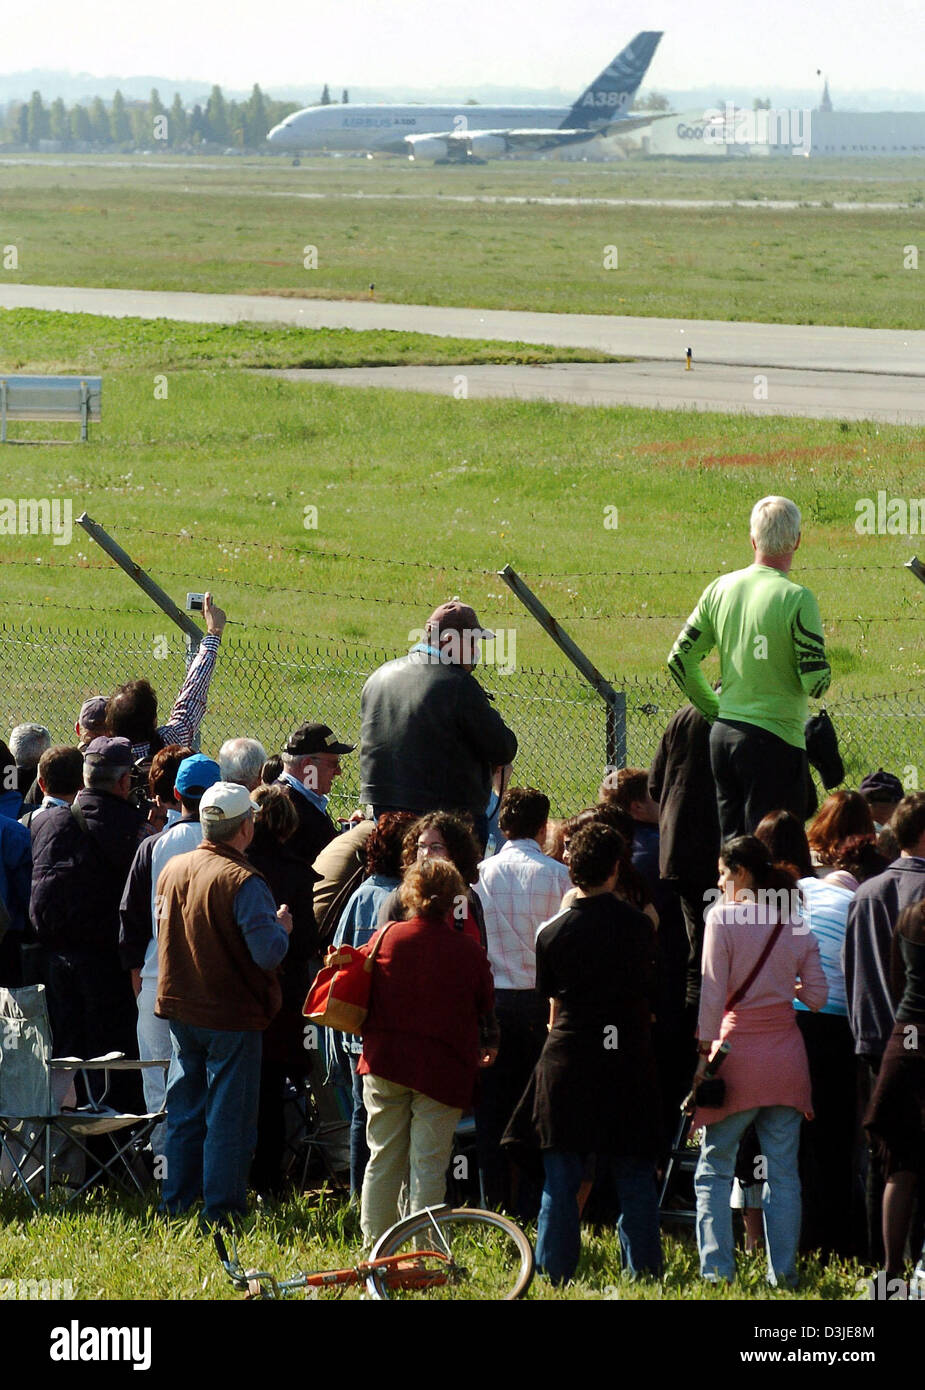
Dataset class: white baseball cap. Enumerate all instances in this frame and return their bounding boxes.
[199,781,254,823]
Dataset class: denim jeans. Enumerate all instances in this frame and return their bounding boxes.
[136,977,171,1156]
[695,1105,802,1286]
[348,1055,370,1197]
[536,1151,662,1284]
[162,1021,262,1224]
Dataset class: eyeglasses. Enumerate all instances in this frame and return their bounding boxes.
[416,840,448,856]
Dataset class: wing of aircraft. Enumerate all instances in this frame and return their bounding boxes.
[403,115,666,160]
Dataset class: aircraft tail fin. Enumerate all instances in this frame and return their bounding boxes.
[561,31,663,128]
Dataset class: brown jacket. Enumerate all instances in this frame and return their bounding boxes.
[155,840,282,1031]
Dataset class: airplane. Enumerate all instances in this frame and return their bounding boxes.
[267,31,664,161]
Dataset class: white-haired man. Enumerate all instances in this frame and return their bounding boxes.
[667,496,830,841]
[218,738,268,791]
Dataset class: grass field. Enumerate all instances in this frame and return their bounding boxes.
[0,1187,870,1302]
[1,155,923,325]
[1,310,921,687]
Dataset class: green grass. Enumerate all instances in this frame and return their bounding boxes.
[0,1187,872,1301]
[4,150,924,205]
[0,312,921,693]
[1,156,923,325]
[0,309,619,373]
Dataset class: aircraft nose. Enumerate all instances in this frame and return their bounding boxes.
[266,122,286,143]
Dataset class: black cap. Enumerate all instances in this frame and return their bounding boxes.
[284,722,355,756]
[83,736,134,767]
[859,769,904,804]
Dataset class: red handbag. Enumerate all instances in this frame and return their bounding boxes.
[302,921,397,1034]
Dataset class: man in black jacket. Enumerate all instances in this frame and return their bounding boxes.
[30,736,144,1107]
[647,704,722,1016]
[278,722,355,869]
[360,599,517,849]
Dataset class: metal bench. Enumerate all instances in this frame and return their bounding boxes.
[0,375,102,443]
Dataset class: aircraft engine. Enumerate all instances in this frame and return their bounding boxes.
[407,136,449,160]
[467,133,508,156]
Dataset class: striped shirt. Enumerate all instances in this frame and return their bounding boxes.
[794,875,852,1016]
[130,633,221,761]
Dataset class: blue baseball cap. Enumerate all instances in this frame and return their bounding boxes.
[175,754,222,799]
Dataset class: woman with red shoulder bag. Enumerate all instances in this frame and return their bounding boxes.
[358,856,496,1248]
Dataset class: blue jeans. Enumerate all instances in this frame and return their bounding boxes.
[162,1021,262,1223]
[695,1105,802,1286]
[348,1055,370,1197]
[537,1151,662,1284]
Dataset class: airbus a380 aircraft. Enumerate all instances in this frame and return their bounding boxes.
[267,31,663,161]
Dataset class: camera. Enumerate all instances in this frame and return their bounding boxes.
[186,592,206,613]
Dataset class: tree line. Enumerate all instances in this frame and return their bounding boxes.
[1,84,350,150]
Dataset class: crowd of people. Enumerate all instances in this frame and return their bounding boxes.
[1,501,924,1297]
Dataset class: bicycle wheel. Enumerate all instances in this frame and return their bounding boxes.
[366,1205,534,1301]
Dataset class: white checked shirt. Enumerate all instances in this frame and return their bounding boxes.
[475,838,572,990]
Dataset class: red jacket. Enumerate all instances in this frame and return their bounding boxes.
[358,914,495,1109]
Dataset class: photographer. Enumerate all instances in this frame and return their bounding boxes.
[107,592,226,762]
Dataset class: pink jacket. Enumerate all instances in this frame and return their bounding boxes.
[693,899,827,1128]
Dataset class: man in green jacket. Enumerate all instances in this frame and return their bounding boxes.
[667,495,831,842]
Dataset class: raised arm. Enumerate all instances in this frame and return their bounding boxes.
[159,594,226,747]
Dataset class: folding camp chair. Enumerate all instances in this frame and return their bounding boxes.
[282,1072,350,1193]
[0,984,168,1208]
[658,1110,700,1227]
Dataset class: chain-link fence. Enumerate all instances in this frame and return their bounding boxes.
[2,621,923,817]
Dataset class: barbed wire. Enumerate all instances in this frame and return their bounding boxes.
[110,527,919,580]
[6,581,921,626]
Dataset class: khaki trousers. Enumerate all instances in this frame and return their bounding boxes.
[360,1073,462,1247]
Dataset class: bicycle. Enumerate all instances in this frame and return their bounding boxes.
[214,1204,534,1300]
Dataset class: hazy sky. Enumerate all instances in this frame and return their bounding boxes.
[10,0,925,93]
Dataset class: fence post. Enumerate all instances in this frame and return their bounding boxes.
[499,564,626,771]
[76,512,204,644]
[905,556,925,588]
[605,691,627,771]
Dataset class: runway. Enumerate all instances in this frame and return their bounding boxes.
[267,361,925,425]
[2,282,923,420]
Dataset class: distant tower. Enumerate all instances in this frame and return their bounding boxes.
[820,78,832,112]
